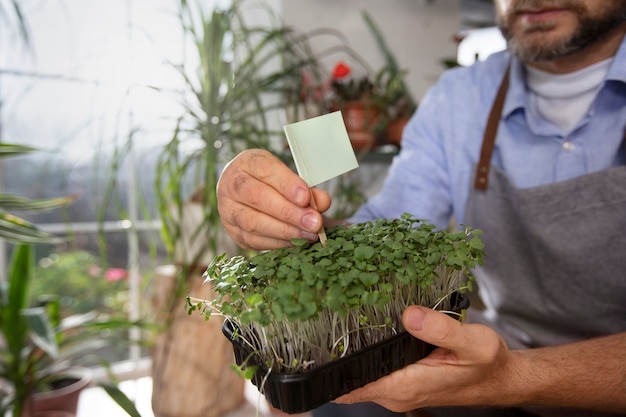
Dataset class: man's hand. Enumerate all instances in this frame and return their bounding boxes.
[217,149,331,250]
[334,305,519,412]
[335,305,626,414]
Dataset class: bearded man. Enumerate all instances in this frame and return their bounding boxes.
[216,1,626,416]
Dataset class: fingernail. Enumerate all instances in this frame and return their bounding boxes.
[301,213,320,232]
[301,231,319,241]
[293,186,308,205]
[406,307,426,332]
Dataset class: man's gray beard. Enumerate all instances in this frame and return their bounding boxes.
[498,5,626,63]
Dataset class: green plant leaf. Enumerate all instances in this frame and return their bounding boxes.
[22,307,58,359]
[197,214,484,374]
[0,212,66,244]
[242,365,258,380]
[354,245,375,260]
[0,143,36,158]
[100,382,142,417]
[0,194,76,212]
[5,244,32,349]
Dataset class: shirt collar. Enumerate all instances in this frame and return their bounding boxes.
[607,33,626,83]
[501,55,526,118]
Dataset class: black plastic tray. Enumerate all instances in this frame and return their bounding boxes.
[222,293,469,414]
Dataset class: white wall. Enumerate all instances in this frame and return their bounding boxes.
[281,0,462,101]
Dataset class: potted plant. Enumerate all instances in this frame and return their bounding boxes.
[0,143,75,244]
[0,144,142,417]
[188,214,484,413]
[362,10,418,147]
[326,61,384,152]
[0,243,144,417]
[148,1,334,415]
[371,66,417,147]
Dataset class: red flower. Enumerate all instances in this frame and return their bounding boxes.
[332,61,351,79]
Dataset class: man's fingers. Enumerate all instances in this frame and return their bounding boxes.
[217,149,331,250]
[221,204,319,250]
[310,187,331,213]
[220,173,317,230]
[403,306,468,349]
[227,149,310,205]
[403,306,504,365]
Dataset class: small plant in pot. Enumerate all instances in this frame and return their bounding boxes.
[188,214,484,413]
[0,244,144,417]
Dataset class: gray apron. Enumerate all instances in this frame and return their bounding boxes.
[458,66,626,417]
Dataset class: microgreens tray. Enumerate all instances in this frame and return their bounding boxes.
[223,292,469,414]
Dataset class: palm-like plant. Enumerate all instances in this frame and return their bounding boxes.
[150,3,337,412]
[155,0,326,289]
[0,144,75,244]
[0,145,142,417]
[0,5,142,414]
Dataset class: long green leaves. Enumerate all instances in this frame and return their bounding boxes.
[101,382,143,417]
[361,10,417,110]
[0,245,145,417]
[0,244,35,417]
[156,0,316,275]
[0,144,75,244]
[0,143,36,157]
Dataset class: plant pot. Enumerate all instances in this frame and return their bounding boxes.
[340,101,381,151]
[30,411,75,417]
[28,367,91,416]
[223,293,469,414]
[384,117,409,147]
[151,266,245,417]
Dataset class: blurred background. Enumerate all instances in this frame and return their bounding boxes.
[0,1,504,416]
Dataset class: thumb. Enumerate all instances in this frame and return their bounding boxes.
[402,305,470,351]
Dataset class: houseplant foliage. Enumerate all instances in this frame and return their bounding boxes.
[0,244,144,417]
[0,144,75,244]
[0,244,143,417]
[155,0,322,270]
[189,214,484,376]
[320,60,383,151]
[1,11,139,416]
[362,10,418,146]
[0,147,140,417]
[362,10,417,116]
[150,1,334,415]
[290,11,419,151]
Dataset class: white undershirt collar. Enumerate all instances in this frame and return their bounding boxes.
[525,58,613,134]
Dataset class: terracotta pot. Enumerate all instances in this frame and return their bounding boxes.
[28,368,91,416]
[151,266,245,417]
[339,101,381,151]
[385,117,409,147]
[30,411,75,417]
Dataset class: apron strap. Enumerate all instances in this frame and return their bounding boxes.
[474,64,511,191]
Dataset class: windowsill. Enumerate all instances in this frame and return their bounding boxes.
[77,377,313,417]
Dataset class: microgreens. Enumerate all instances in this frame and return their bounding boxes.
[188,213,484,374]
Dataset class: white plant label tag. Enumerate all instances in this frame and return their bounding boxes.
[283,111,359,187]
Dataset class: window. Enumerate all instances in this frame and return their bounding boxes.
[0,0,202,369]
[457,26,507,66]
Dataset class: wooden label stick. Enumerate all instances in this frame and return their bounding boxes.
[283,111,359,248]
[309,188,327,246]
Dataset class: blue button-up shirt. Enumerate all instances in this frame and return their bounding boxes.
[349,37,626,229]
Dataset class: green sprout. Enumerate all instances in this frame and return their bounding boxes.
[188,214,484,374]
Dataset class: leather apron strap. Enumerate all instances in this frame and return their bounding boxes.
[474,65,510,190]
